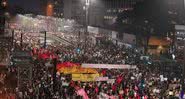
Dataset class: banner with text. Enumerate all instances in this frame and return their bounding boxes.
[72,74,100,82]
[81,64,136,69]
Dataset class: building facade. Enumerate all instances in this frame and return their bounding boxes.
[165,0,185,53]
[166,0,185,25]
[63,0,143,28]
[53,0,64,18]
[39,0,48,15]
[41,0,64,17]
[0,0,6,35]
[63,0,85,25]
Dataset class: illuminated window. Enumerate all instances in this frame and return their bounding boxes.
[113,9,117,13]
[1,1,7,7]
[122,19,128,23]
[106,16,108,19]
[118,8,124,13]
[108,16,111,19]
[55,1,58,5]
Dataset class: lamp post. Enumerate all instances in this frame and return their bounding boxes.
[84,0,89,52]
[53,58,57,94]
[20,31,23,48]
[85,0,89,26]
[44,31,46,48]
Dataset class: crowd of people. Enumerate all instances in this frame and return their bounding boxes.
[13,58,184,99]
[0,33,184,99]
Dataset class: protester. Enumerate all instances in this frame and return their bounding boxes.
[1,33,183,99]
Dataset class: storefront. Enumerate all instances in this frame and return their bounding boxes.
[148,36,170,55]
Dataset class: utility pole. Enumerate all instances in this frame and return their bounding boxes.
[84,0,89,52]
[44,31,47,48]
[20,32,23,48]
[11,30,14,48]
[53,58,57,94]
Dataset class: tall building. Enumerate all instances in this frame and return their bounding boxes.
[90,0,143,27]
[168,0,185,52]
[63,0,85,24]
[0,0,11,66]
[0,0,6,35]
[53,0,64,18]
[63,0,143,29]
[166,0,185,25]
[39,0,48,15]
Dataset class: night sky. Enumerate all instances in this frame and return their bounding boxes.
[8,0,43,13]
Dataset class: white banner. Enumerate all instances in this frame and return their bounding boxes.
[81,64,136,69]
[175,25,185,30]
[107,79,115,84]
[88,26,99,34]
[112,31,118,39]
[95,77,109,81]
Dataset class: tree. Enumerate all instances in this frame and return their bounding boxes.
[133,0,169,54]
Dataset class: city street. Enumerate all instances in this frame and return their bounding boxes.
[0,0,185,98]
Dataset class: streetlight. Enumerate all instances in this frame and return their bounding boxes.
[1,1,7,7]
[85,0,89,27]
[48,4,53,8]
[46,3,53,16]
[86,0,89,6]
[84,0,90,52]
